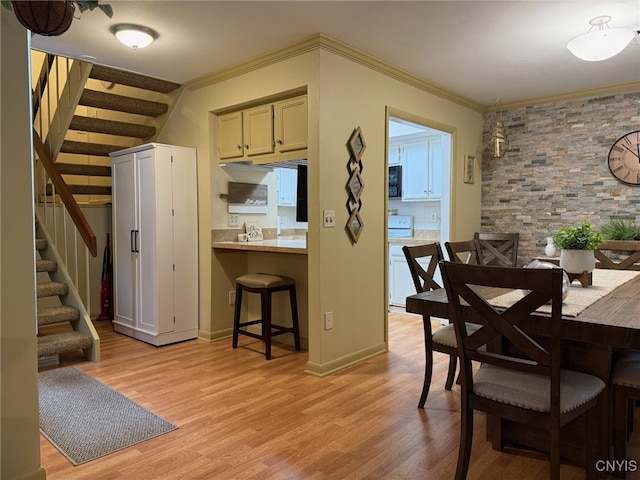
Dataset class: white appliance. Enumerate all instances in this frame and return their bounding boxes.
[110,143,199,346]
[388,215,413,238]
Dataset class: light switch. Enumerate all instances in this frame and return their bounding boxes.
[323,210,336,228]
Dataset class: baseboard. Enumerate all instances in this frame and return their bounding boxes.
[304,342,387,377]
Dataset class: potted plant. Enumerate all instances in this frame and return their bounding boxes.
[1,1,112,37]
[598,218,640,267]
[552,220,604,274]
[601,219,640,241]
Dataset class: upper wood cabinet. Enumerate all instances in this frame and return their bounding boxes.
[217,95,307,164]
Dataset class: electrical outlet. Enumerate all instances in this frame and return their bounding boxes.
[228,290,236,305]
[228,214,239,227]
[430,212,437,222]
[323,210,336,228]
[324,311,333,330]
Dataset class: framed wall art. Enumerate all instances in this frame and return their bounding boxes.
[463,154,475,184]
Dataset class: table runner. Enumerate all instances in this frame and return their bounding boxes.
[489,269,640,317]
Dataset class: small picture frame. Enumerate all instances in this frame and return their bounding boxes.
[347,170,365,201]
[463,155,475,184]
[347,126,366,161]
[244,222,263,241]
[346,210,364,243]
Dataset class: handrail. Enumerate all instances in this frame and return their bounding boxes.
[32,128,97,257]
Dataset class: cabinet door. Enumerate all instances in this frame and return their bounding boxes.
[218,111,244,160]
[170,147,199,334]
[389,244,414,306]
[402,141,429,201]
[112,152,138,327]
[274,96,307,154]
[243,104,274,157]
[427,138,443,199]
[277,167,297,206]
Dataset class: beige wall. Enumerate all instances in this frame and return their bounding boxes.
[1,9,46,480]
[160,37,482,375]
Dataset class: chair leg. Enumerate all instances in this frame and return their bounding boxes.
[444,354,457,390]
[232,284,243,348]
[418,346,433,408]
[263,290,272,360]
[585,403,599,480]
[289,285,301,351]
[454,399,474,480]
[550,422,560,480]
[614,386,629,479]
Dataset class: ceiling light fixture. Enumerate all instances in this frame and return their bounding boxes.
[110,24,158,50]
[567,16,636,62]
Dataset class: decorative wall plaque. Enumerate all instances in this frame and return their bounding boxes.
[346,127,366,243]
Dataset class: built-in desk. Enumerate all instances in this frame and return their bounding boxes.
[211,239,307,255]
[211,237,308,350]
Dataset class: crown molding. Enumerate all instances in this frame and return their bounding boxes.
[185,33,483,112]
[484,81,640,112]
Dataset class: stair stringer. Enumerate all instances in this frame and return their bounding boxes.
[151,86,185,141]
[47,60,93,159]
[34,209,100,362]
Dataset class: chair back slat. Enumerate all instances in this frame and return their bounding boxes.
[440,262,563,388]
[594,241,640,271]
[444,240,480,265]
[402,243,444,293]
[474,232,519,267]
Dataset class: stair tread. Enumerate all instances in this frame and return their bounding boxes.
[55,162,111,177]
[36,238,47,250]
[80,89,169,117]
[60,140,128,157]
[69,115,156,139]
[45,184,112,196]
[37,281,68,298]
[38,305,80,326]
[37,331,92,357]
[89,65,181,93]
[36,259,58,273]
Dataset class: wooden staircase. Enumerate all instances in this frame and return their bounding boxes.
[35,222,96,365]
[45,62,181,203]
[32,54,183,364]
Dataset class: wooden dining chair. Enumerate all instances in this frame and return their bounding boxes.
[444,240,480,265]
[403,243,481,408]
[594,240,640,271]
[474,232,519,267]
[612,350,640,478]
[440,261,604,480]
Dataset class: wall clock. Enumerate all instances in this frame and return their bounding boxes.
[608,130,640,186]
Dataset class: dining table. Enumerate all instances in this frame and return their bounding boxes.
[405,267,640,468]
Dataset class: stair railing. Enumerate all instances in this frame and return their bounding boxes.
[32,52,98,331]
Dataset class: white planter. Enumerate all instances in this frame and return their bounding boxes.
[559,249,596,274]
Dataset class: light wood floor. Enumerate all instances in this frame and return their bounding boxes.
[40,312,638,479]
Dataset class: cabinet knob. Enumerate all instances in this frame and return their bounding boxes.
[276,139,283,145]
[244,144,249,149]
[236,144,241,150]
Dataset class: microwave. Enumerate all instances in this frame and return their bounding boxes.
[388,165,402,198]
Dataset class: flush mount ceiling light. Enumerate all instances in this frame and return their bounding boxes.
[110,24,158,50]
[567,16,636,61]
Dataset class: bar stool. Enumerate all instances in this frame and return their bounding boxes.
[613,350,640,478]
[232,273,301,360]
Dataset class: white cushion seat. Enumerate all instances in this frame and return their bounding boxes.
[433,322,481,348]
[474,364,605,414]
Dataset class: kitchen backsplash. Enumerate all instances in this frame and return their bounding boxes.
[388,199,441,229]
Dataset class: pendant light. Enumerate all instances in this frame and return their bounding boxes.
[567,16,636,62]
[485,98,509,159]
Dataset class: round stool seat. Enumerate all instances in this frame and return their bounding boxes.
[236,273,295,289]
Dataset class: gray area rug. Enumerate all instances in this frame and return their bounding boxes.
[39,367,178,465]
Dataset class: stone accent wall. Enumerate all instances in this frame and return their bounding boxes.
[481,90,640,265]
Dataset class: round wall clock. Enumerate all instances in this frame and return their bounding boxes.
[608,130,640,186]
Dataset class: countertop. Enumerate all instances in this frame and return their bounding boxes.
[212,239,307,255]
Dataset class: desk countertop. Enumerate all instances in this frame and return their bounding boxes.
[212,239,307,255]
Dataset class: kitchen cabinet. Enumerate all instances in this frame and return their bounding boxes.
[389,243,423,307]
[277,167,297,206]
[389,134,442,201]
[217,95,307,164]
[110,143,199,346]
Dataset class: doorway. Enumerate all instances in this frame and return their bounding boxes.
[386,113,452,312]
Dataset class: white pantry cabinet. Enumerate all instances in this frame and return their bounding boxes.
[110,143,199,346]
